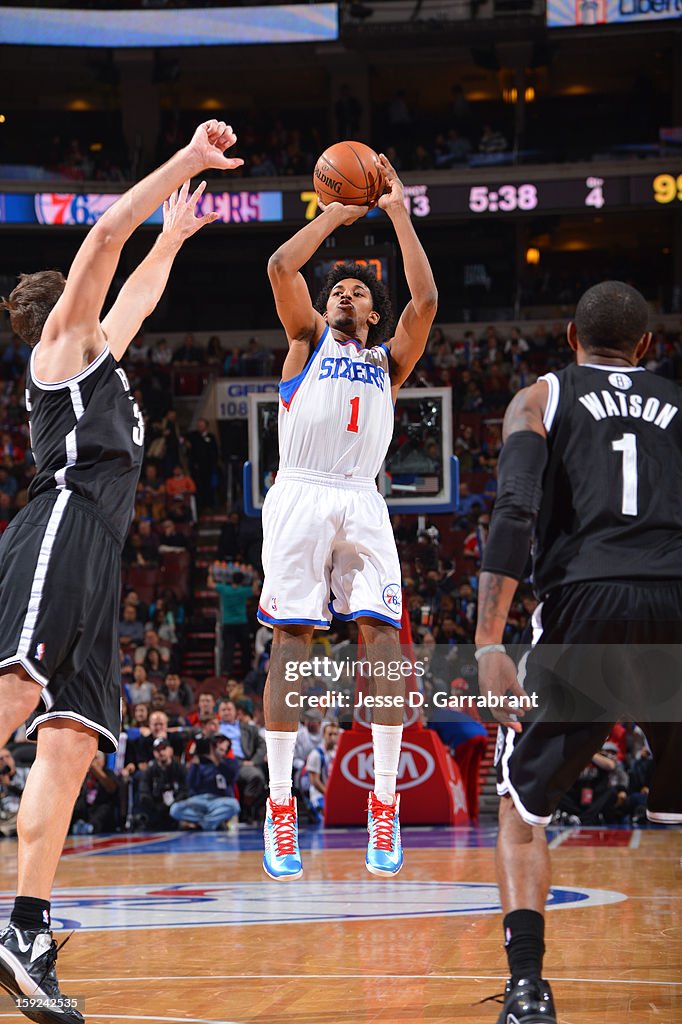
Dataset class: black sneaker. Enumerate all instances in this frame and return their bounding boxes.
[494,977,557,1023]
[0,925,83,1023]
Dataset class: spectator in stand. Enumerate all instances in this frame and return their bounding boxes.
[126,702,151,739]
[135,628,171,670]
[124,710,185,778]
[136,463,167,521]
[217,699,267,823]
[123,588,149,625]
[173,332,204,364]
[478,123,508,154]
[223,348,243,376]
[187,692,218,730]
[118,603,146,647]
[504,327,530,358]
[209,565,259,676]
[144,649,166,686]
[126,333,149,365]
[146,597,178,645]
[166,465,197,502]
[170,735,240,831]
[249,152,277,177]
[303,721,339,819]
[161,409,183,471]
[185,418,220,511]
[206,335,224,367]
[158,518,190,552]
[161,672,194,710]
[129,664,154,706]
[241,337,272,377]
[151,337,173,368]
[294,709,324,781]
[71,752,119,835]
[137,737,188,830]
[0,747,30,838]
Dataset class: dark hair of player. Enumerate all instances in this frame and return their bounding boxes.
[574,281,649,355]
[0,271,66,348]
[314,260,394,347]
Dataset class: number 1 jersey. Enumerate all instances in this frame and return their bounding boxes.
[278,326,394,479]
[26,345,145,545]
[533,362,682,595]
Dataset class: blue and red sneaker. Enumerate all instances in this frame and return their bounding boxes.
[366,792,403,877]
[263,795,303,881]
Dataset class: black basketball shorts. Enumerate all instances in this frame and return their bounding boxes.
[0,489,122,752]
[495,579,682,826]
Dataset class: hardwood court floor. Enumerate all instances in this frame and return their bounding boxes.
[0,825,680,1024]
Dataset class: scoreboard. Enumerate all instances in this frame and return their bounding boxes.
[0,169,680,227]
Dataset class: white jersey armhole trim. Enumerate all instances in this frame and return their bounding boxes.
[30,342,110,391]
[538,372,560,432]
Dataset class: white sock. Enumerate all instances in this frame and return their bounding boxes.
[372,723,403,804]
[265,730,297,803]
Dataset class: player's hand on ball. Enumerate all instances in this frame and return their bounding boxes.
[476,650,526,732]
[163,180,219,240]
[317,198,369,224]
[377,154,405,214]
[187,119,244,172]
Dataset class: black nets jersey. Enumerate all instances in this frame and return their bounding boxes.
[25,345,145,545]
[533,362,682,596]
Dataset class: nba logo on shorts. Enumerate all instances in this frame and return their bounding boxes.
[271,597,278,612]
[382,584,402,613]
[35,642,46,662]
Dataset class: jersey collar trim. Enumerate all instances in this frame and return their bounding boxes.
[581,363,644,372]
[30,343,110,392]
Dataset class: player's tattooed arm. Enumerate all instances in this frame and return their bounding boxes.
[502,380,548,441]
[475,572,519,646]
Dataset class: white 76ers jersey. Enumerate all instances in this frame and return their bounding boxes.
[278,326,394,478]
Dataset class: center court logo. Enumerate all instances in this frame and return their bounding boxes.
[0,881,626,932]
[382,583,402,613]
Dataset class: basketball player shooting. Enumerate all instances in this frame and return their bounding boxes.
[261,153,438,881]
[0,120,243,1023]
[474,281,682,1024]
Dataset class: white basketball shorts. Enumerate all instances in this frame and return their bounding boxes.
[258,468,402,630]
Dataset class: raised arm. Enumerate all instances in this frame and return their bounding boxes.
[102,181,219,361]
[267,202,368,359]
[475,381,549,728]
[38,120,243,381]
[379,156,438,392]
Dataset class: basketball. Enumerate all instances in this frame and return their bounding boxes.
[313,141,384,207]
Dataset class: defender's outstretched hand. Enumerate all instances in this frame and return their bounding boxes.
[377,153,405,215]
[162,180,218,242]
[317,198,369,224]
[186,120,244,172]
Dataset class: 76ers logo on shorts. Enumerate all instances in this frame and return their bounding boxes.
[382,584,402,615]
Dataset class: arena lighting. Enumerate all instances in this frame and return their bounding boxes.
[525,247,540,265]
[0,115,5,124]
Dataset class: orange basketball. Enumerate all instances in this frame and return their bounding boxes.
[313,141,384,207]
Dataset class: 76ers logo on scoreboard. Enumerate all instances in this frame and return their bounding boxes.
[382,584,402,614]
